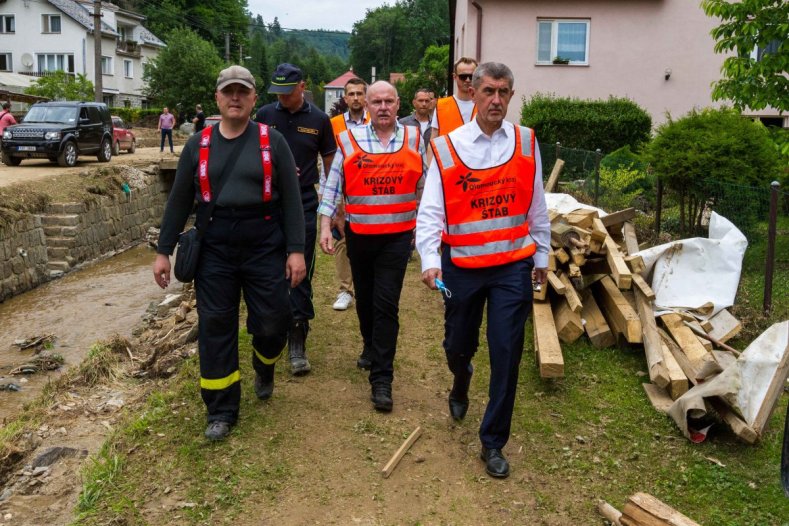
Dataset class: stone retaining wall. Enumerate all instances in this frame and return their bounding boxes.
[0,177,167,302]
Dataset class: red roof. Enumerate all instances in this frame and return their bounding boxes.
[325,70,359,89]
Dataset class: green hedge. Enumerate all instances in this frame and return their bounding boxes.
[520,94,651,153]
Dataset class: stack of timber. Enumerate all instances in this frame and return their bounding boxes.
[598,493,702,526]
[533,204,757,442]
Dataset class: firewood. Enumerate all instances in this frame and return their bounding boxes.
[533,300,564,378]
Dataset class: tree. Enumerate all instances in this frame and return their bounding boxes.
[396,44,449,116]
[143,28,224,115]
[646,107,780,235]
[25,72,94,101]
[702,0,789,112]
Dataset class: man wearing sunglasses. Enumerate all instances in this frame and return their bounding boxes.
[431,57,478,138]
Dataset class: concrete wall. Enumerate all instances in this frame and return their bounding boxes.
[0,177,167,302]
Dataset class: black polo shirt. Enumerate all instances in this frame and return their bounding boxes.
[254,100,336,189]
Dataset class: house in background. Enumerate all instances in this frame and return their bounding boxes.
[324,69,360,114]
[451,0,785,129]
[0,0,165,108]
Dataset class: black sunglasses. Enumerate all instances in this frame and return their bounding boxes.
[457,74,473,81]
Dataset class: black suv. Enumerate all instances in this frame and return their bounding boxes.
[1,101,113,167]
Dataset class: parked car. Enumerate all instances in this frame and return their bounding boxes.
[204,115,222,128]
[1,101,113,167]
[111,115,136,155]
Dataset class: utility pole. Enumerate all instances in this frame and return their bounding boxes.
[93,0,103,102]
[225,33,231,63]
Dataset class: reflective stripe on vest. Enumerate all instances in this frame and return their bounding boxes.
[435,96,477,137]
[342,125,422,234]
[438,125,537,268]
[197,123,272,203]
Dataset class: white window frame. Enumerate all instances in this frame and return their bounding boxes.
[123,59,133,78]
[37,53,75,73]
[0,53,11,72]
[101,56,113,75]
[0,15,15,34]
[42,14,62,33]
[536,18,590,66]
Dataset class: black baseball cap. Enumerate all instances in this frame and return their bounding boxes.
[268,63,303,94]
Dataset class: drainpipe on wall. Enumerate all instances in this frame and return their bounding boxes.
[471,0,482,63]
[448,0,456,96]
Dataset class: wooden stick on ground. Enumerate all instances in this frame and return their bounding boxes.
[597,500,623,526]
[544,158,565,192]
[381,426,422,478]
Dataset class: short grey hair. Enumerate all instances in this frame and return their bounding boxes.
[472,62,514,90]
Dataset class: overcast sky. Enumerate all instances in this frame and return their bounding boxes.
[246,0,392,32]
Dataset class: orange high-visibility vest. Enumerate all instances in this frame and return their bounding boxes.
[338,125,423,235]
[432,125,537,268]
[330,112,370,139]
[434,96,477,137]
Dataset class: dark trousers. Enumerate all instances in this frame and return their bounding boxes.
[346,226,411,386]
[290,187,318,321]
[441,248,534,449]
[195,210,291,424]
[160,128,173,152]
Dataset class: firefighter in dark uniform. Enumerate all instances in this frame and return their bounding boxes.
[154,65,306,441]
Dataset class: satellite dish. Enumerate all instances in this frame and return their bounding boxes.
[21,53,34,68]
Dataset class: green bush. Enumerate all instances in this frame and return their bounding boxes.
[646,107,781,236]
[520,93,651,153]
[597,166,648,212]
[109,108,168,127]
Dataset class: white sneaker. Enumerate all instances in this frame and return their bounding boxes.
[333,291,353,311]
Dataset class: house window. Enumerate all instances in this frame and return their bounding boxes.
[42,14,62,33]
[123,59,133,78]
[537,19,590,65]
[750,39,781,62]
[0,15,15,33]
[37,53,75,73]
[101,56,113,75]
[0,54,11,72]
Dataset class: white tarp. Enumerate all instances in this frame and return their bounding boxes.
[545,193,607,217]
[638,212,748,318]
[667,321,789,440]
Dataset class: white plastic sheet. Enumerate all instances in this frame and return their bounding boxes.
[638,213,748,318]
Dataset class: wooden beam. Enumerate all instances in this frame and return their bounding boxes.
[547,248,557,272]
[543,158,565,192]
[565,208,598,230]
[594,218,632,290]
[557,271,583,313]
[631,273,655,301]
[707,308,743,344]
[751,336,789,436]
[597,500,623,526]
[658,327,699,385]
[581,289,615,348]
[625,254,646,275]
[381,426,422,478]
[622,221,640,256]
[533,300,564,378]
[546,270,566,295]
[642,383,674,414]
[595,276,642,344]
[623,493,702,526]
[633,285,669,388]
[581,257,611,276]
[661,342,689,399]
[555,247,570,265]
[684,320,713,351]
[660,313,715,377]
[532,281,547,301]
[553,296,585,343]
[683,321,741,356]
[600,207,636,228]
[708,398,758,444]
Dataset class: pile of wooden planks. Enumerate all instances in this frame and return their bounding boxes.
[532,203,761,442]
[598,493,702,526]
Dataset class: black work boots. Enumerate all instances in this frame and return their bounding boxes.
[254,364,275,400]
[288,320,311,375]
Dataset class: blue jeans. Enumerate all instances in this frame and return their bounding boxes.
[160,128,173,152]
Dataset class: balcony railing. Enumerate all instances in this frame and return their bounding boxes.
[18,71,75,78]
[116,40,141,56]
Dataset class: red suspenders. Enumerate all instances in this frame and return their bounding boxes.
[197,123,273,203]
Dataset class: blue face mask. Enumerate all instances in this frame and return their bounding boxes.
[434,278,452,298]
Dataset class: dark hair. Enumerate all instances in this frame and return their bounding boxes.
[344,77,367,92]
[1,102,10,110]
[472,62,514,89]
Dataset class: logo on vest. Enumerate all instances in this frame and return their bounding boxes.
[355,154,373,169]
[456,172,481,191]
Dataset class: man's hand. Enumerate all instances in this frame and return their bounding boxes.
[331,204,346,239]
[153,254,171,289]
[421,267,442,290]
[319,215,335,255]
[533,267,548,286]
[285,253,306,288]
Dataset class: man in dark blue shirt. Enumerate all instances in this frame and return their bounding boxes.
[255,63,336,376]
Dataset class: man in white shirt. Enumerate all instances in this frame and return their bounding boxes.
[416,62,550,479]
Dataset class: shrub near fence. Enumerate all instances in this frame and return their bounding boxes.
[109,108,174,128]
